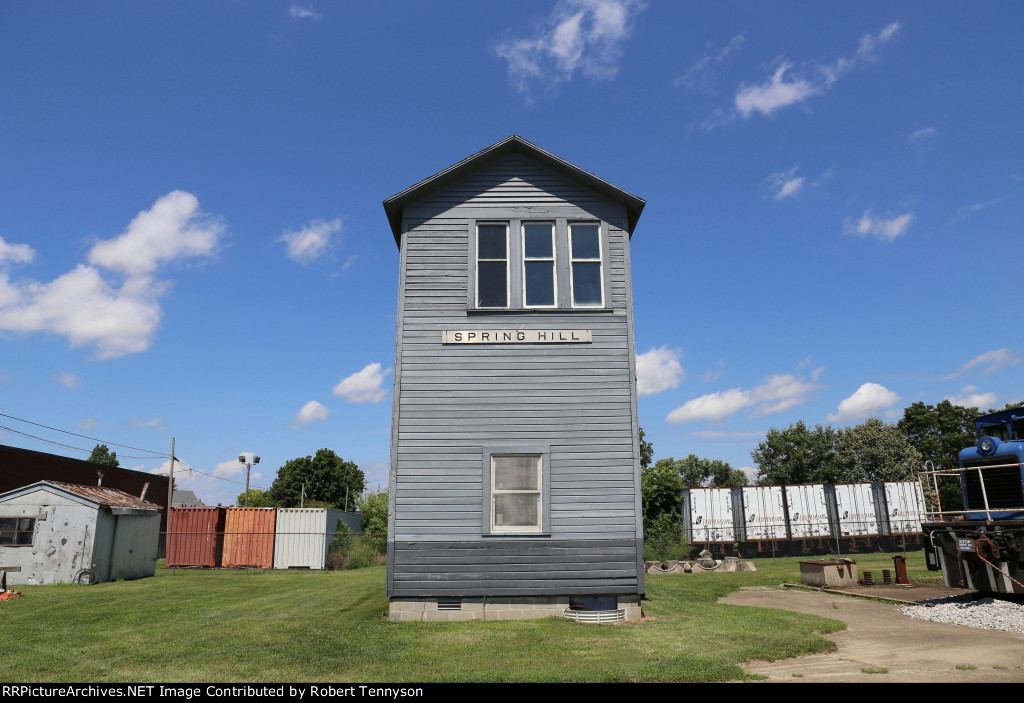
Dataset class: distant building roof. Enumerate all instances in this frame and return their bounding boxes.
[172,490,205,507]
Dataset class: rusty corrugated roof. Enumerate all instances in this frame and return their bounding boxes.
[47,481,162,509]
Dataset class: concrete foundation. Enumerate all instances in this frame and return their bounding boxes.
[389,594,643,622]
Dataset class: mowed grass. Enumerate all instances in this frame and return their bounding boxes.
[0,552,933,683]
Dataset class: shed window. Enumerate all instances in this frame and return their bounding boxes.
[476,223,509,308]
[0,517,35,546]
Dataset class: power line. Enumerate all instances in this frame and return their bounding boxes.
[0,425,93,455]
[167,458,271,492]
[0,412,165,455]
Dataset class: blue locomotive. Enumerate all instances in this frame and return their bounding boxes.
[921,406,1024,593]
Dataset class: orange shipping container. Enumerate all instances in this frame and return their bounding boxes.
[221,507,276,568]
[167,507,226,567]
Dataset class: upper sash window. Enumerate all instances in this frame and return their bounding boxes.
[569,223,603,307]
[476,223,509,308]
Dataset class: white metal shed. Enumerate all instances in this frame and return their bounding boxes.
[0,480,162,585]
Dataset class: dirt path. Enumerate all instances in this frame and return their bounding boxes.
[721,586,1024,682]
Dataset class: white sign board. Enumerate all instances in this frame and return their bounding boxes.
[442,330,592,344]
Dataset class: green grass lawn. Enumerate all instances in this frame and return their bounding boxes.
[0,552,935,683]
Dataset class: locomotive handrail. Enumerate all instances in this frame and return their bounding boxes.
[918,460,1024,522]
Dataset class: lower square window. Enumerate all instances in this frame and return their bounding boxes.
[483,448,551,534]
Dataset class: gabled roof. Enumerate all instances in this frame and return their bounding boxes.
[382,135,645,246]
[0,480,162,510]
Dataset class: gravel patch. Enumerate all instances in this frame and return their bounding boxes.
[901,595,1024,634]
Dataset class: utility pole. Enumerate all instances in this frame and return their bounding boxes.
[166,437,175,559]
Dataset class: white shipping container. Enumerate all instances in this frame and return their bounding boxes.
[273,508,344,570]
[832,483,879,536]
[686,487,735,542]
[884,481,926,534]
[741,486,787,540]
[784,484,832,538]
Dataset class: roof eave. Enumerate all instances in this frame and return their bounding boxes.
[383,135,645,247]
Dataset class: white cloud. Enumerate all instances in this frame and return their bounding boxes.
[214,452,259,476]
[87,191,222,277]
[130,419,163,428]
[289,4,321,20]
[945,385,997,409]
[910,127,936,142]
[953,199,1002,223]
[152,458,195,480]
[766,166,805,200]
[76,417,98,429]
[292,400,329,427]
[494,0,645,99]
[946,348,1021,378]
[333,363,391,403]
[636,346,683,396]
[279,218,341,264]
[826,382,900,423]
[667,388,748,424]
[0,192,224,359]
[667,372,822,424]
[700,360,725,381]
[674,33,744,91]
[0,237,35,266]
[719,22,898,126]
[735,62,818,118]
[55,372,80,389]
[842,210,914,241]
[690,430,766,440]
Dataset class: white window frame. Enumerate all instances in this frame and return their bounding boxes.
[475,222,510,309]
[520,222,557,309]
[568,222,604,308]
[482,446,551,535]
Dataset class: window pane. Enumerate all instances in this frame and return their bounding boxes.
[477,261,507,307]
[572,262,602,306]
[478,225,507,259]
[494,456,539,490]
[524,224,553,258]
[494,494,539,527]
[524,261,555,306]
[571,224,600,259]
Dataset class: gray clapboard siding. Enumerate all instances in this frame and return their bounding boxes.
[387,141,644,598]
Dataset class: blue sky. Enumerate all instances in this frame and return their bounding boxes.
[1,2,1021,505]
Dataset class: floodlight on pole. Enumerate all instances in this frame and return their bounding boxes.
[239,454,260,507]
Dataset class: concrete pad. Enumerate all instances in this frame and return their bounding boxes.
[722,586,1024,682]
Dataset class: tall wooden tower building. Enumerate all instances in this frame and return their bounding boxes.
[383,136,646,621]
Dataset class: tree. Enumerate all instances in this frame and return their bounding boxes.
[641,454,746,527]
[641,460,683,526]
[88,444,120,467]
[235,488,276,507]
[751,421,840,485]
[832,418,920,482]
[897,400,977,472]
[355,488,389,535]
[656,455,747,488]
[267,449,365,511]
[638,426,654,470]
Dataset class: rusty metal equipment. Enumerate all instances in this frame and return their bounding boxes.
[892,555,910,585]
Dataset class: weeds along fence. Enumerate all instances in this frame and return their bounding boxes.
[644,520,926,563]
[162,531,387,571]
